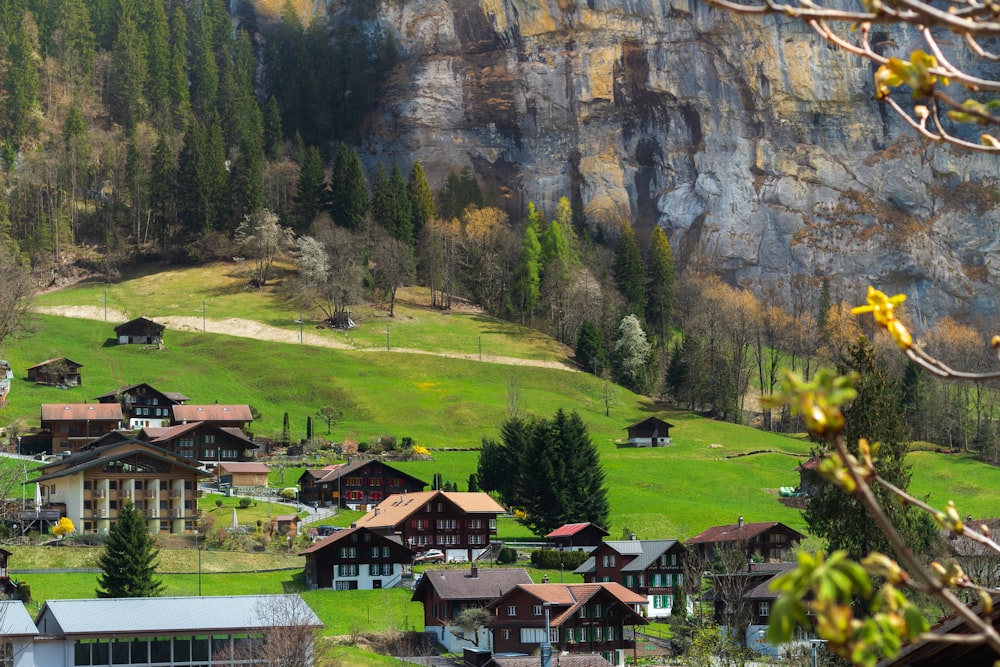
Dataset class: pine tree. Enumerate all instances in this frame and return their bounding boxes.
[139,0,171,121]
[407,160,435,240]
[370,162,392,229]
[294,145,326,231]
[645,226,676,344]
[576,320,606,375]
[3,14,41,141]
[167,5,191,126]
[263,96,284,160]
[109,7,149,128]
[558,410,610,529]
[328,143,368,230]
[52,0,96,89]
[96,501,165,598]
[514,223,541,323]
[614,220,645,316]
[388,163,413,243]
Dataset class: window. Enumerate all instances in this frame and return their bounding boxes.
[602,555,616,567]
[203,434,216,444]
[502,629,510,640]
[338,547,358,559]
[370,563,394,576]
[346,477,363,486]
[203,449,216,459]
[759,601,770,617]
[593,603,602,618]
[469,534,484,545]
[413,535,428,545]
[438,534,457,545]
[389,477,402,486]
[606,626,615,641]
[507,605,517,616]
[370,491,383,501]
[468,519,481,529]
[575,627,585,642]
[533,605,543,617]
[369,478,382,486]
[489,518,497,529]
[436,519,457,530]
[677,573,684,586]
[371,547,381,559]
[594,626,604,641]
[221,449,238,458]
[338,564,359,577]
[382,546,390,558]
[624,575,636,587]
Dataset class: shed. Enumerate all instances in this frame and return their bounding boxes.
[26,357,83,387]
[545,522,610,551]
[620,416,674,447]
[114,317,165,346]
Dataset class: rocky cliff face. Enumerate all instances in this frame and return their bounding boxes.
[241,0,1000,326]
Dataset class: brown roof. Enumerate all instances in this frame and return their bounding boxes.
[489,583,647,627]
[299,526,406,555]
[686,521,804,545]
[172,404,253,423]
[27,357,83,370]
[546,522,609,539]
[355,491,505,529]
[308,459,428,487]
[141,423,255,445]
[271,515,300,523]
[41,403,123,421]
[218,462,269,474]
[412,567,533,602]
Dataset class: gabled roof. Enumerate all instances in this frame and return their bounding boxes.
[546,522,609,539]
[794,457,821,472]
[0,600,37,636]
[299,526,406,555]
[573,539,683,575]
[218,462,269,474]
[141,422,255,445]
[36,595,321,636]
[304,459,428,488]
[41,403,122,421]
[93,383,189,403]
[624,416,674,430]
[30,438,210,484]
[487,583,647,627]
[113,317,165,335]
[355,490,505,529]
[743,563,797,599]
[27,357,83,370]
[686,521,804,545]
[411,567,532,603]
[173,404,253,423]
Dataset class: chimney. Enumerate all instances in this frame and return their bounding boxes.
[470,563,478,578]
[738,516,744,529]
[542,574,549,583]
[629,533,637,540]
[374,508,380,516]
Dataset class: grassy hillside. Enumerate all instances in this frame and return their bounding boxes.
[5,265,1000,541]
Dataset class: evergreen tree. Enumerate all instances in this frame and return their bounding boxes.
[558,409,610,529]
[109,7,149,128]
[407,160,435,240]
[189,4,219,113]
[467,473,479,492]
[167,4,191,126]
[294,145,326,231]
[96,501,165,598]
[139,0,170,121]
[803,336,938,561]
[388,163,413,243]
[477,418,530,509]
[614,220,645,316]
[327,143,368,230]
[438,167,482,219]
[576,320,606,375]
[514,222,541,323]
[263,96,284,160]
[370,162,392,229]
[150,133,176,251]
[520,416,569,535]
[3,14,41,141]
[52,0,96,88]
[645,226,676,344]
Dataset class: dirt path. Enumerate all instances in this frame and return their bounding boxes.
[32,306,579,372]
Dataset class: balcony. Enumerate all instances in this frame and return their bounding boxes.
[145,490,156,499]
[145,509,158,518]
[118,490,131,500]
[97,509,107,518]
[168,490,181,499]
[94,490,106,499]
[173,508,183,517]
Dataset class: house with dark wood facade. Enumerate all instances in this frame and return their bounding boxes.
[114,317,165,346]
[411,565,532,653]
[486,583,647,667]
[139,422,258,463]
[685,517,805,563]
[27,357,83,387]
[41,403,123,453]
[353,490,505,563]
[298,459,427,509]
[546,523,609,551]
[94,383,189,429]
[301,526,414,590]
[619,416,673,448]
[29,437,209,534]
[574,539,688,619]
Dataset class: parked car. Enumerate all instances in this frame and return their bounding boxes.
[413,549,445,565]
[315,526,343,537]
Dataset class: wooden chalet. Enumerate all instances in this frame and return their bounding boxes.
[685,517,805,563]
[114,317,165,346]
[411,565,532,653]
[29,437,210,534]
[486,583,647,667]
[41,403,123,453]
[620,416,673,448]
[353,490,505,563]
[171,404,253,430]
[574,539,688,619]
[139,422,258,463]
[94,383,189,429]
[217,461,269,487]
[298,459,427,509]
[300,526,414,590]
[546,523,610,551]
[27,357,83,387]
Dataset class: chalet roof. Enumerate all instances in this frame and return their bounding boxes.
[113,317,165,335]
[624,416,674,430]
[411,567,532,603]
[309,459,428,488]
[573,539,681,574]
[488,583,647,627]
[794,457,821,472]
[744,563,797,599]
[546,522,609,539]
[27,357,83,370]
[30,438,210,484]
[686,521,804,545]
[172,404,253,423]
[36,595,321,636]
[299,526,406,555]
[41,403,122,421]
[355,490,505,529]
[877,593,1000,666]
[0,599,37,636]
[218,462,269,474]
[92,383,189,403]
[271,515,300,523]
[487,657,612,667]
[141,422,255,445]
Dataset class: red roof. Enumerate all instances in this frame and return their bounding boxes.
[686,521,803,544]
[545,522,607,538]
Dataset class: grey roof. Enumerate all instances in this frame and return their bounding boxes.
[0,600,37,636]
[574,556,596,575]
[619,539,681,572]
[412,567,533,602]
[37,595,321,636]
[602,540,644,556]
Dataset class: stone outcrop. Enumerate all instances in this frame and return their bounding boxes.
[240,0,1000,325]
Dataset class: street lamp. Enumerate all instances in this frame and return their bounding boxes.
[286,535,291,554]
[194,529,202,596]
[294,313,303,344]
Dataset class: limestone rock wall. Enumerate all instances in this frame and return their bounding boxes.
[241,0,1000,325]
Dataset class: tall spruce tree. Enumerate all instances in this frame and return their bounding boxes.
[803,336,938,561]
[294,145,326,231]
[614,220,645,316]
[407,160,435,240]
[645,226,676,344]
[96,501,165,598]
[328,143,368,230]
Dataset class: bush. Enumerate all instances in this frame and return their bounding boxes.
[238,497,252,509]
[529,548,590,570]
[497,546,518,564]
